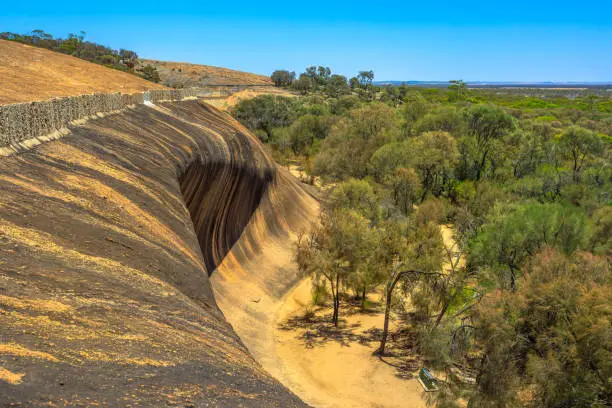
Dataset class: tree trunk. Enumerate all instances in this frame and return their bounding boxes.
[331,274,340,327]
[374,264,404,356]
[432,298,451,331]
[374,267,436,356]
[361,286,367,309]
[375,283,394,356]
[476,149,488,180]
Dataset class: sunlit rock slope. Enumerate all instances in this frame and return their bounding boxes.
[0,100,313,407]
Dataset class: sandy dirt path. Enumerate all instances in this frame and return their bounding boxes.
[268,223,463,407]
[272,279,428,408]
[212,171,462,407]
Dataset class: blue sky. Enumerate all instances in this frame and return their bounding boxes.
[1,1,611,81]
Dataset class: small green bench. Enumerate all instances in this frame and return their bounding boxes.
[418,368,439,392]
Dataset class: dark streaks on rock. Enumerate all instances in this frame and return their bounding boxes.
[0,100,308,407]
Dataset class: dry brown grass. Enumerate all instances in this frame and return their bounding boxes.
[0,40,167,105]
[139,59,273,87]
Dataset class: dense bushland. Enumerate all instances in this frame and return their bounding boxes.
[233,76,611,407]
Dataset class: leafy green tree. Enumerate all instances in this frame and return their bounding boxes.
[589,206,612,255]
[558,125,604,181]
[292,74,314,95]
[357,70,374,89]
[389,167,421,215]
[463,105,516,180]
[375,221,445,355]
[329,178,380,222]
[349,76,360,90]
[346,222,396,308]
[271,70,296,87]
[402,92,428,125]
[232,95,297,140]
[409,131,459,200]
[448,80,468,102]
[138,64,161,83]
[325,74,350,98]
[119,49,138,69]
[354,70,375,101]
[469,202,589,290]
[304,66,332,86]
[506,129,553,178]
[413,107,466,136]
[369,142,412,182]
[330,95,361,115]
[296,209,373,326]
[286,114,336,155]
[58,33,82,54]
[313,103,397,179]
[381,85,401,106]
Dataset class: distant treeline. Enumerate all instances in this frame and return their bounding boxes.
[1,30,160,83]
[272,67,612,109]
[271,66,376,99]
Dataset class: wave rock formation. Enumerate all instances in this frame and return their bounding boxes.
[0,100,316,407]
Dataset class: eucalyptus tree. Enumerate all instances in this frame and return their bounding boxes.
[558,125,604,181]
[271,70,296,87]
[409,131,459,200]
[296,209,373,326]
[463,105,516,180]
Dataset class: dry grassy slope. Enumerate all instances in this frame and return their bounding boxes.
[139,59,274,87]
[0,100,312,407]
[0,40,168,105]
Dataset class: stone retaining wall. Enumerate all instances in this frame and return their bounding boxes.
[0,88,200,147]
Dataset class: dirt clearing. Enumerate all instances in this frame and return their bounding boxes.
[273,279,428,408]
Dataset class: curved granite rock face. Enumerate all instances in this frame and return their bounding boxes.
[0,100,312,407]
